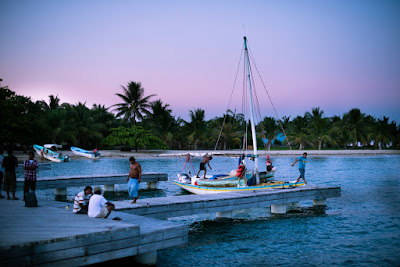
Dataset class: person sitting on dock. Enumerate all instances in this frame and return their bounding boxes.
[73,186,93,214]
[292,152,308,184]
[196,155,212,178]
[88,187,115,219]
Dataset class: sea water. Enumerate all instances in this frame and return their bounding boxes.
[27,154,400,266]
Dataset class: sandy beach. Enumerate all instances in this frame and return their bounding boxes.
[12,149,400,161]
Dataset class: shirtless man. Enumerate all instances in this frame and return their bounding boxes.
[196,155,212,178]
[127,157,141,203]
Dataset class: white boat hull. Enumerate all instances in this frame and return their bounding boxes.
[174,180,305,195]
[33,144,69,163]
[71,149,100,159]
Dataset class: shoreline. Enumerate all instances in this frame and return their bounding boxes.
[12,149,400,161]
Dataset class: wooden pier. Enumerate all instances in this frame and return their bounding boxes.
[0,199,187,266]
[16,172,168,199]
[114,185,341,218]
[0,184,341,265]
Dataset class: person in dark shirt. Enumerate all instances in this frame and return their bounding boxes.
[2,149,19,200]
[0,147,5,199]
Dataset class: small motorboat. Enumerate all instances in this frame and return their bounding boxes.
[70,146,101,159]
[33,144,70,163]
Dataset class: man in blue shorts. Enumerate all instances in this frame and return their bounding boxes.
[292,152,308,184]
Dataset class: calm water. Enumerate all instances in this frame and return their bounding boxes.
[30,154,400,266]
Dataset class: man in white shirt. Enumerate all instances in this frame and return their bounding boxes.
[73,186,93,214]
[88,187,115,218]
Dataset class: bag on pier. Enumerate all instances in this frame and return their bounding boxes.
[25,192,38,207]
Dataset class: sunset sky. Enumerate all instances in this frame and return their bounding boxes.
[1,0,399,123]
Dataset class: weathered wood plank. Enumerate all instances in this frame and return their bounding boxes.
[16,172,168,190]
[116,185,341,218]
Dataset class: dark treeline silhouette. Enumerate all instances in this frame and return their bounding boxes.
[1,81,399,151]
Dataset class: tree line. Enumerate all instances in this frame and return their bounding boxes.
[1,81,399,151]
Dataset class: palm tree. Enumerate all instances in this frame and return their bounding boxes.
[66,103,104,147]
[287,115,310,150]
[258,116,279,150]
[38,95,60,111]
[341,108,370,147]
[92,104,116,137]
[143,99,176,144]
[112,81,156,125]
[305,107,333,150]
[211,110,244,150]
[368,117,394,149]
[184,108,208,150]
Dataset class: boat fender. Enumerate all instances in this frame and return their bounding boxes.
[236,165,245,178]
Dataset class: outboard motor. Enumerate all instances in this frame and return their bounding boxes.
[178,173,191,184]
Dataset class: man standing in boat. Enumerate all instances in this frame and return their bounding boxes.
[292,152,308,184]
[196,154,212,178]
[127,157,141,204]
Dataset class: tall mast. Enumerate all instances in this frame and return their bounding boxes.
[244,36,260,184]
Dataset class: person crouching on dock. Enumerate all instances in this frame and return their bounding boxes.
[88,187,115,219]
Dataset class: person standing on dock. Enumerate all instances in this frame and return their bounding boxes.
[0,148,5,199]
[23,152,39,200]
[88,187,115,218]
[127,157,141,204]
[292,152,308,184]
[73,186,93,214]
[2,149,18,200]
[196,155,213,178]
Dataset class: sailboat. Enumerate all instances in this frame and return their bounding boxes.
[174,36,305,195]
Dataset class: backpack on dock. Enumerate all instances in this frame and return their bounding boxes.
[24,192,38,207]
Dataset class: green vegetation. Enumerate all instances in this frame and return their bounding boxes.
[1,81,399,151]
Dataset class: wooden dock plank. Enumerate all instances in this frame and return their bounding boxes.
[0,197,188,266]
[16,172,168,190]
[114,185,341,218]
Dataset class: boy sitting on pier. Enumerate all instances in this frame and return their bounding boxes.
[88,187,115,219]
[73,186,93,214]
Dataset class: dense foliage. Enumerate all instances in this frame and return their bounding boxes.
[1,82,399,151]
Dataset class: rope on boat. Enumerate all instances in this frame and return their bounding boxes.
[214,44,244,151]
[248,47,295,157]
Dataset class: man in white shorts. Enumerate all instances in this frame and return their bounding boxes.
[88,187,115,218]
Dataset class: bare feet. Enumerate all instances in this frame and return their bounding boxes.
[132,196,139,204]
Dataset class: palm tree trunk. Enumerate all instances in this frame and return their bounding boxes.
[318,140,322,150]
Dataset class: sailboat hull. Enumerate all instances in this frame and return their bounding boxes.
[174,181,305,195]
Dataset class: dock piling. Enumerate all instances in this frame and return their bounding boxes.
[270,204,286,214]
[216,210,233,218]
[54,188,67,201]
[147,182,157,189]
[313,199,327,206]
[134,251,157,265]
[103,184,115,192]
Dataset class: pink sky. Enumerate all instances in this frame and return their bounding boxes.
[1,0,399,123]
